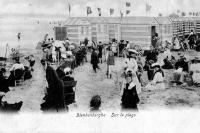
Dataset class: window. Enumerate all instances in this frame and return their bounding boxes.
[86,27,89,35]
[115,24,118,33]
[98,25,101,33]
[104,25,108,33]
[81,27,84,34]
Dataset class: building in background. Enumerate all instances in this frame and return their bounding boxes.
[54,16,200,49]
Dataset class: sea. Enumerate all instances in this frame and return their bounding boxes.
[0,15,65,57]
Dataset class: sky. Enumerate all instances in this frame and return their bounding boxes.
[0,0,200,17]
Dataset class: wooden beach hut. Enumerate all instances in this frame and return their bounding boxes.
[155,17,173,43]
[87,17,109,44]
[120,17,159,50]
[104,17,121,42]
[63,17,92,44]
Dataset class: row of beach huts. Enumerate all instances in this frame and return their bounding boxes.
[54,17,200,49]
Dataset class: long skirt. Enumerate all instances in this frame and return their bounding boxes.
[192,72,200,85]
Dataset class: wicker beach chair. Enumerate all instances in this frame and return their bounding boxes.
[63,80,77,108]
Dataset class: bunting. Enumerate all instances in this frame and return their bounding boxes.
[146,3,151,12]
[97,8,101,16]
[68,3,71,15]
[126,2,131,7]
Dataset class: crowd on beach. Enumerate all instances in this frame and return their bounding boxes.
[0,30,200,112]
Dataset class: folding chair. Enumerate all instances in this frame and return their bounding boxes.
[63,80,77,108]
[14,69,25,87]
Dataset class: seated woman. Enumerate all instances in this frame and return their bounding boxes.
[0,68,9,93]
[7,57,25,86]
[172,55,189,85]
[145,63,165,91]
[121,71,140,111]
[190,57,200,86]
[162,56,174,69]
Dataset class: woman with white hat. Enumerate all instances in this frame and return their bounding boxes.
[145,63,165,91]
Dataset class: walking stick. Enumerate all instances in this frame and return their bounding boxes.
[4,43,8,68]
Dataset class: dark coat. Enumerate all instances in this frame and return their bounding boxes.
[0,72,9,93]
[44,66,64,109]
[145,50,158,62]
[121,83,140,110]
[175,60,189,72]
[91,51,99,65]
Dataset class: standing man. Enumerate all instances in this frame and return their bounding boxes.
[98,42,103,63]
[106,46,115,78]
[91,48,99,73]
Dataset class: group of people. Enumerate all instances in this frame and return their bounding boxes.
[0,55,35,112]
[172,30,200,52]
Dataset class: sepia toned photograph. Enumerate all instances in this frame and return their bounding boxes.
[0,0,200,132]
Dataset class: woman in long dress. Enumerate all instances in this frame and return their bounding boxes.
[190,58,200,86]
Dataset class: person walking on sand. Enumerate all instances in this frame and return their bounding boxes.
[106,46,115,78]
[91,48,99,73]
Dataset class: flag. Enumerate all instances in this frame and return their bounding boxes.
[120,11,123,18]
[110,8,114,16]
[146,3,151,12]
[97,8,101,16]
[68,3,71,14]
[87,6,92,15]
[126,2,131,7]
[126,10,130,15]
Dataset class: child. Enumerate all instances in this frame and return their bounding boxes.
[121,71,140,111]
[90,95,101,112]
[28,55,35,71]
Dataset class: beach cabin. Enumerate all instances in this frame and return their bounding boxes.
[170,17,184,37]
[63,17,92,44]
[171,17,196,38]
[104,17,121,42]
[191,17,200,35]
[155,17,173,43]
[54,26,67,40]
[120,17,159,50]
[87,17,109,44]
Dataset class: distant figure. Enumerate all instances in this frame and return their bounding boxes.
[90,95,101,112]
[17,33,21,41]
[98,42,103,63]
